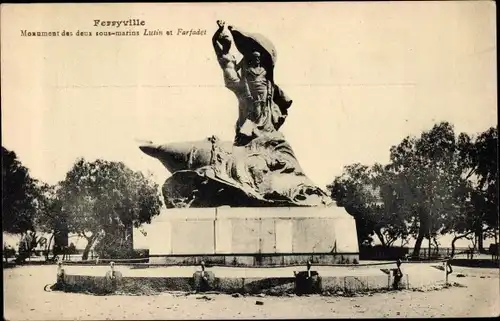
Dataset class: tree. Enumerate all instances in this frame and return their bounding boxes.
[387,122,468,258]
[328,163,409,247]
[457,127,498,251]
[2,146,38,234]
[2,147,53,262]
[328,164,375,246]
[31,183,67,260]
[58,158,163,260]
[329,122,497,258]
[371,163,411,247]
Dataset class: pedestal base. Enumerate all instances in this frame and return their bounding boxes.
[134,206,359,267]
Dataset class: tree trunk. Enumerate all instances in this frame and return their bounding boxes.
[412,220,428,258]
[428,236,432,260]
[434,237,439,256]
[375,229,387,247]
[412,233,425,258]
[27,232,34,258]
[412,208,428,258]
[451,231,474,257]
[477,225,484,252]
[81,234,97,261]
[45,234,54,261]
[451,236,458,258]
[27,231,39,260]
[387,237,397,247]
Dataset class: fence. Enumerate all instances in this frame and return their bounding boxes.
[51,255,454,295]
[360,246,474,261]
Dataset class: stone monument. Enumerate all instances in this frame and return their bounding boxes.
[137,21,359,265]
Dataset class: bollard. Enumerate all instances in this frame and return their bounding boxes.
[200,261,206,281]
[392,259,404,290]
[55,260,66,291]
[295,260,321,295]
[104,261,123,294]
[193,261,215,292]
[56,260,65,282]
[57,260,63,276]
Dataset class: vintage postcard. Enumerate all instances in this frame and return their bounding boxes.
[1,2,498,320]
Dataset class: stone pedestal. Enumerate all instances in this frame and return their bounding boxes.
[134,206,359,266]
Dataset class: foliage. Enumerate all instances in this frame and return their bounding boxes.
[1,147,56,262]
[464,128,498,229]
[328,163,409,247]
[67,242,77,255]
[57,158,162,260]
[1,147,39,234]
[329,122,498,257]
[3,243,16,262]
[453,127,498,251]
[386,122,467,256]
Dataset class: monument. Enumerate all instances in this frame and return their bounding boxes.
[137,21,359,266]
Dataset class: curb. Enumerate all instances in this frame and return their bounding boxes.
[59,273,410,295]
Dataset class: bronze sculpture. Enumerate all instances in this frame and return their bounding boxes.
[140,21,332,208]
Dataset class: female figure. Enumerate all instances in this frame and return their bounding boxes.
[212,20,241,94]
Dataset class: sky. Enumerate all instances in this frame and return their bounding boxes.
[1,2,497,248]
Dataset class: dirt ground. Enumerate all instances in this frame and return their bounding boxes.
[3,265,499,319]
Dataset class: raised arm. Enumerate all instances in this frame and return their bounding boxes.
[212,20,228,57]
[212,29,223,57]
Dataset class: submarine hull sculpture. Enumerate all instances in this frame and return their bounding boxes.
[140,21,332,209]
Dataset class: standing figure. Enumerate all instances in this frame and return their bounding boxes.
[228,24,293,132]
[212,21,294,145]
[240,51,274,134]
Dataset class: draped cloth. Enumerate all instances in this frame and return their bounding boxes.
[229,26,277,83]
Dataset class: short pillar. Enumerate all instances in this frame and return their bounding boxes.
[392,259,404,290]
[104,262,123,293]
[193,261,216,292]
[294,261,321,295]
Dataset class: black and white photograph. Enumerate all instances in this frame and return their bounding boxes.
[1,1,498,319]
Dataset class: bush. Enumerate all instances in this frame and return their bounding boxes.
[3,244,16,261]
[67,243,77,255]
[489,243,499,256]
[360,245,409,260]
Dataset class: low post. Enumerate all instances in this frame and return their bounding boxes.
[55,259,66,290]
[392,259,403,290]
[200,261,206,281]
[110,261,115,278]
[104,261,123,293]
[295,260,321,295]
[193,261,215,292]
[56,260,65,282]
